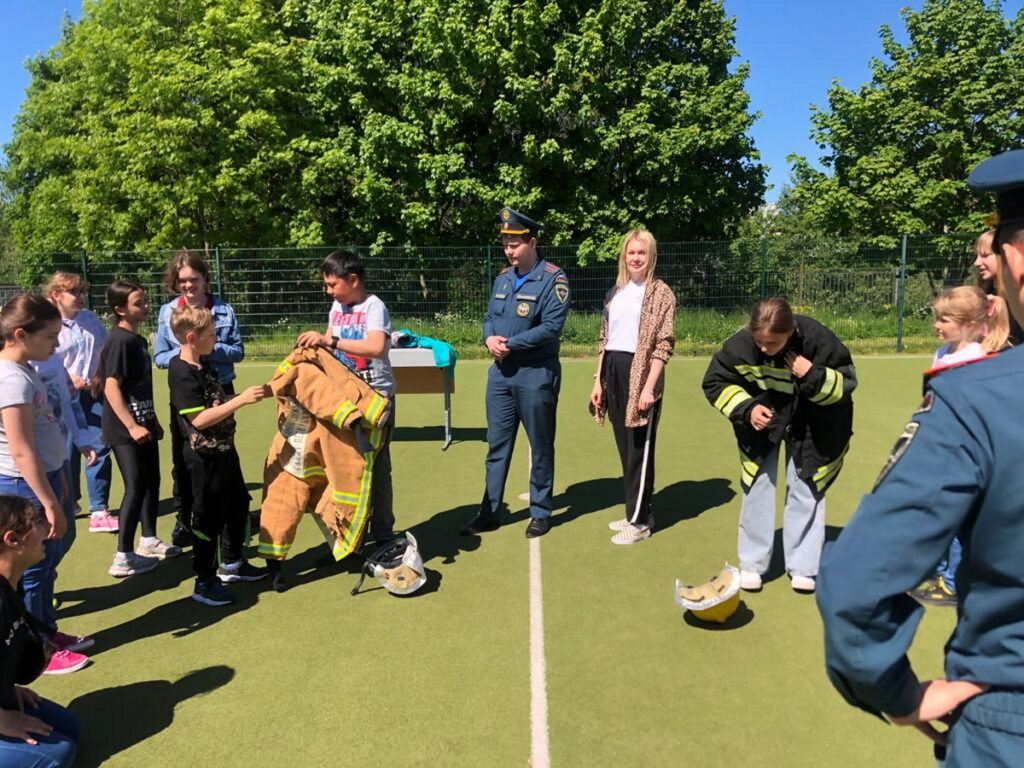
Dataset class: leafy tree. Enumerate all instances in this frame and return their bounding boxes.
[2,0,765,259]
[787,0,1024,244]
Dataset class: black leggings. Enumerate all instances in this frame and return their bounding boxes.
[112,440,160,553]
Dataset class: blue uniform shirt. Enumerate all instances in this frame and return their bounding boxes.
[483,258,570,363]
[817,347,1024,719]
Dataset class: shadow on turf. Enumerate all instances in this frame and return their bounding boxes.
[682,600,755,631]
[764,525,844,583]
[651,478,735,531]
[56,553,196,620]
[392,425,487,444]
[70,665,234,767]
[84,545,365,655]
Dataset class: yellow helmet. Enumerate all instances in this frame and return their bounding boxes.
[674,564,741,624]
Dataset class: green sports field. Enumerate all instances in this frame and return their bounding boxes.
[36,357,954,767]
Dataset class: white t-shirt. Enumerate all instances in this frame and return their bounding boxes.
[605,281,647,353]
[327,295,397,396]
[932,341,986,368]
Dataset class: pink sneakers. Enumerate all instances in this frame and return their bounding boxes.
[43,649,90,675]
[88,511,119,533]
[51,631,95,653]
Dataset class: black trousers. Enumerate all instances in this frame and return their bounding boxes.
[184,446,247,580]
[368,397,395,540]
[171,381,237,531]
[112,440,160,552]
[603,351,660,528]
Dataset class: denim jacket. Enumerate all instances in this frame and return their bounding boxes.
[153,295,244,384]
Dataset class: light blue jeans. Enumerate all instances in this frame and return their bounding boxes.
[0,469,69,632]
[738,443,825,578]
[69,388,112,513]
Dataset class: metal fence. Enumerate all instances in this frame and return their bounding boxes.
[4,234,980,357]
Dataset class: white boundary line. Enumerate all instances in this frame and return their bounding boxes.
[530,536,551,768]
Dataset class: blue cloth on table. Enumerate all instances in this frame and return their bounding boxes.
[394,330,457,371]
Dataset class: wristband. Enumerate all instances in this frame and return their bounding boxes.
[330,335,340,350]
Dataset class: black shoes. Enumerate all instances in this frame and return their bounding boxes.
[525,517,551,538]
[266,560,287,593]
[460,514,501,535]
[171,521,193,548]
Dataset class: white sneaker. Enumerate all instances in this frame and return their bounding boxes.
[109,552,159,578]
[791,574,816,593]
[136,537,182,560]
[610,524,651,545]
[740,569,763,591]
[608,518,629,531]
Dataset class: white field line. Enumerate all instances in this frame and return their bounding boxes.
[530,536,551,768]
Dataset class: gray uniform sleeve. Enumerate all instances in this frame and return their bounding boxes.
[816,387,989,718]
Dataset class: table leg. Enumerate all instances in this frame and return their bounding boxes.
[443,370,453,451]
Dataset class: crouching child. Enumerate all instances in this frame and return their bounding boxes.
[167,305,268,606]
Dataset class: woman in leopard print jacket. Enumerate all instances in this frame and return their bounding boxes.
[589,229,675,544]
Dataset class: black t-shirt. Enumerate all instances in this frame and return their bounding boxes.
[168,356,236,454]
[99,326,158,446]
[0,576,48,711]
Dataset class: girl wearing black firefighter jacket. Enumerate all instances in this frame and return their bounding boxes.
[702,298,855,594]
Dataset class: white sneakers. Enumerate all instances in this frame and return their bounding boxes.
[610,523,651,545]
[739,570,763,591]
[739,570,816,593]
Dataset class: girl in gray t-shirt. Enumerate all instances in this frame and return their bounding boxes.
[0,294,95,673]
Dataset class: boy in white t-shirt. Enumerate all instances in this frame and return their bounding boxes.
[296,251,396,542]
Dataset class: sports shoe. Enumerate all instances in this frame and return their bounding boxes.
[740,569,763,591]
[88,511,119,533]
[43,649,90,675]
[192,579,235,607]
[911,576,957,607]
[610,523,651,544]
[608,518,629,532]
[171,521,194,548]
[108,552,159,578]
[51,631,95,653]
[136,537,182,559]
[790,574,816,593]
[218,560,269,583]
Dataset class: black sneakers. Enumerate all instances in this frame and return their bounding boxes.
[217,560,269,583]
[192,578,235,607]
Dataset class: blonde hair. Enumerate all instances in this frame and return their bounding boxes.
[616,229,658,288]
[933,285,1009,353]
[170,305,214,343]
[45,271,89,297]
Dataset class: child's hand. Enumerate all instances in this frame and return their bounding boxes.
[43,501,66,540]
[750,404,774,430]
[296,331,330,348]
[239,385,267,405]
[81,445,98,467]
[129,424,152,444]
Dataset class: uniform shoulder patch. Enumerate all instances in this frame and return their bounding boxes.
[914,392,934,416]
[499,267,511,275]
[873,421,920,491]
[544,262,561,274]
[554,283,569,304]
[554,273,568,284]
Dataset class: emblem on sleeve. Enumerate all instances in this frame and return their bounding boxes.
[914,392,934,415]
[517,302,530,317]
[872,421,920,491]
[554,284,569,304]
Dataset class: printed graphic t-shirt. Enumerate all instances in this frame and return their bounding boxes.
[0,360,65,475]
[99,326,158,446]
[168,356,236,454]
[327,295,396,396]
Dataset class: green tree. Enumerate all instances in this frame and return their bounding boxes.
[787,0,1024,243]
[2,0,765,258]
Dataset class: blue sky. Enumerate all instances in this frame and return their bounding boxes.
[2,1,1022,202]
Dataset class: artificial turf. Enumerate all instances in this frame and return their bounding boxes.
[34,357,954,767]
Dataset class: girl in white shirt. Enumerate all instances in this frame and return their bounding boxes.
[931,285,1009,369]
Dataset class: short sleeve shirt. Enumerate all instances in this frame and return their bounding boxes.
[327,294,396,396]
[605,281,646,353]
[168,356,236,454]
[0,360,65,476]
[98,327,157,446]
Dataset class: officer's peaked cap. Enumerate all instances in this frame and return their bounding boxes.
[498,207,541,238]
[968,150,1024,226]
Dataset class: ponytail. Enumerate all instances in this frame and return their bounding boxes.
[0,294,61,351]
[983,295,1011,353]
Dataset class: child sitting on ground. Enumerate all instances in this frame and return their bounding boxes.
[167,305,269,606]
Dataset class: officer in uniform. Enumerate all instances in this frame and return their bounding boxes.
[461,208,570,539]
[816,149,1024,766]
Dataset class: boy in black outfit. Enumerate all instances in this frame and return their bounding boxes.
[167,305,268,606]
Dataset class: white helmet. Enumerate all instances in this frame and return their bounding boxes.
[355,532,426,596]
